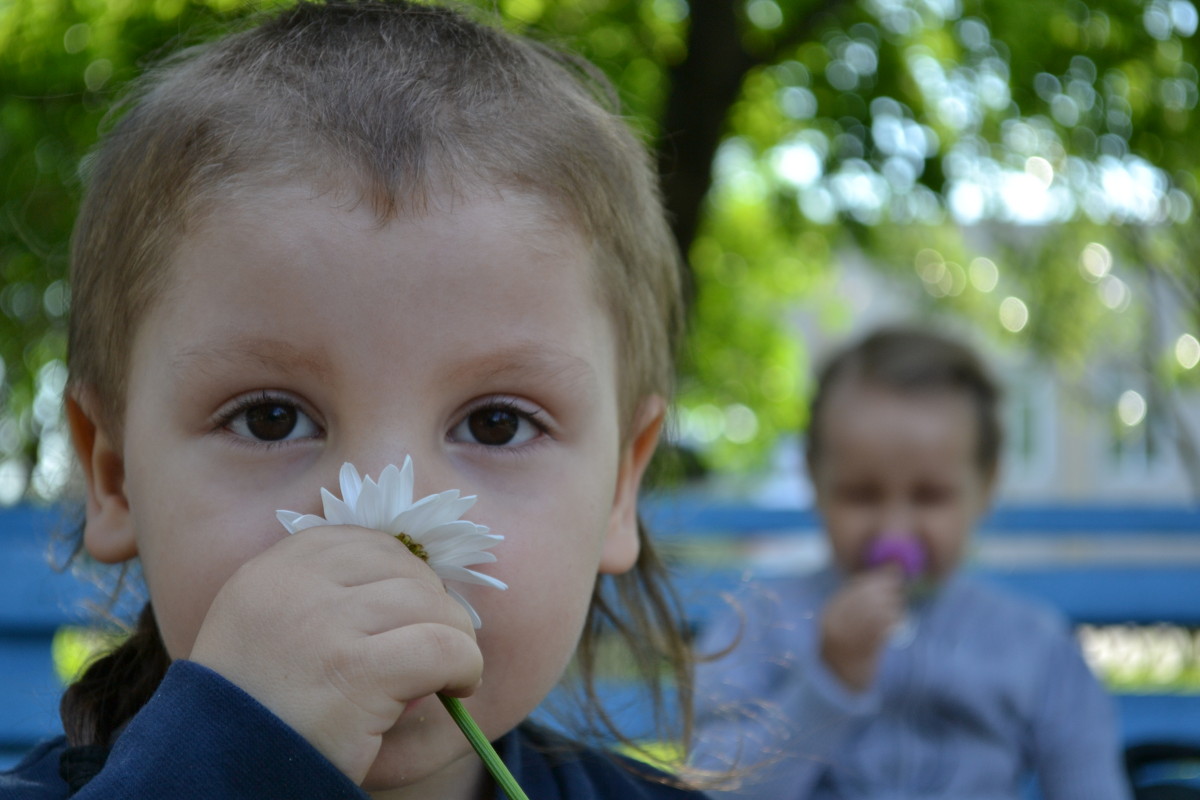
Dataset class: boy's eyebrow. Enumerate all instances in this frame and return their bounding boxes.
[172,339,596,388]
[446,342,598,390]
[172,338,333,379]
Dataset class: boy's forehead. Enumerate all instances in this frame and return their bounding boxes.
[826,376,973,411]
[169,336,334,379]
[151,178,619,381]
[169,333,597,390]
[822,383,979,455]
[442,341,598,386]
[209,172,579,236]
[183,176,605,295]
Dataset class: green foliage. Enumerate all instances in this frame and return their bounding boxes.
[2,0,1199,497]
[678,0,1200,475]
[0,0,264,498]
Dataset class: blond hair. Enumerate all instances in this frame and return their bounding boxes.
[64,0,692,766]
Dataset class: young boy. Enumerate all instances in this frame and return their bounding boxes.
[691,326,1130,800]
[0,3,705,798]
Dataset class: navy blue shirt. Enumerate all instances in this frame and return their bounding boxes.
[2,661,706,799]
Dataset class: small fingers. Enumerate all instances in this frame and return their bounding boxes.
[339,576,478,638]
[341,622,484,707]
[277,525,447,588]
[862,562,905,586]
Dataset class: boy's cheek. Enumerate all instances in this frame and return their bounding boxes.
[134,512,286,658]
[473,561,596,718]
[824,516,872,570]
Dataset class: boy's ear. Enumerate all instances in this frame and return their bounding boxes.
[600,395,666,575]
[66,390,138,564]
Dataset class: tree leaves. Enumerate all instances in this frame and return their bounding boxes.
[2,0,1198,498]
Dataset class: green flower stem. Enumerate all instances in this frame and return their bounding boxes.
[438,694,530,800]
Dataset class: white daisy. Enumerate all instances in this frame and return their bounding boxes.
[276,458,506,628]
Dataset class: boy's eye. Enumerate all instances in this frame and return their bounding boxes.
[913,484,955,506]
[224,398,320,442]
[836,483,881,505]
[449,403,543,447]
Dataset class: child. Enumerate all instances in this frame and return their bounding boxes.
[690,326,1130,799]
[0,2,707,797]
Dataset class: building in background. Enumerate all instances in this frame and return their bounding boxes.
[689,250,1200,508]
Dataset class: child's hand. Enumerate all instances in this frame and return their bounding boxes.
[189,525,483,784]
[818,566,905,692]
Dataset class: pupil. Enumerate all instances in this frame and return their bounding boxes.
[468,408,519,445]
[245,404,297,441]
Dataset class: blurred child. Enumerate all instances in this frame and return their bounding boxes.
[0,2,707,797]
[691,326,1130,800]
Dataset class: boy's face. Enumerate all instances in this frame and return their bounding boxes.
[80,184,656,790]
[811,380,994,582]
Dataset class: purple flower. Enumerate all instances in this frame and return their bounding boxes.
[864,532,928,579]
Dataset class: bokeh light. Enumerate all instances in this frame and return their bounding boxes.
[1098,275,1131,311]
[1079,242,1113,282]
[999,296,1029,332]
[724,404,760,444]
[1176,333,1200,369]
[1118,390,1148,426]
[968,257,999,292]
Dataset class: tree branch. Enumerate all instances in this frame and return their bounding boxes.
[656,0,858,291]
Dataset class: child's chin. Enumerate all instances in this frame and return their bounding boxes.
[359,717,479,792]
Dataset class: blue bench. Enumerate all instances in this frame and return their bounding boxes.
[640,497,1200,753]
[0,505,106,767]
[4,500,1200,776]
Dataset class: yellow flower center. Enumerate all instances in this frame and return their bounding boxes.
[396,532,429,562]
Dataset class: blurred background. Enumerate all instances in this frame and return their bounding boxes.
[1,0,1199,789]
[2,0,1200,502]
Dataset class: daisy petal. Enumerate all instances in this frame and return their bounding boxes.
[419,521,493,548]
[320,489,358,525]
[461,568,508,591]
[354,480,388,530]
[434,550,499,569]
[436,564,509,590]
[392,492,476,537]
[445,586,483,629]
[397,456,414,507]
[374,463,407,506]
[338,463,363,508]
[277,512,331,533]
[275,458,506,628]
[276,509,303,526]
[415,531,502,569]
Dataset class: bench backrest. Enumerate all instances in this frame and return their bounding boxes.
[4,501,1199,764]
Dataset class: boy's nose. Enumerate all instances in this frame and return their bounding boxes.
[878,504,916,537]
[338,432,445,496]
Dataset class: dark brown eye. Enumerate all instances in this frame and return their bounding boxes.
[224,396,319,444]
[836,482,882,506]
[913,484,956,506]
[244,403,299,441]
[449,401,542,447]
[467,408,521,446]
